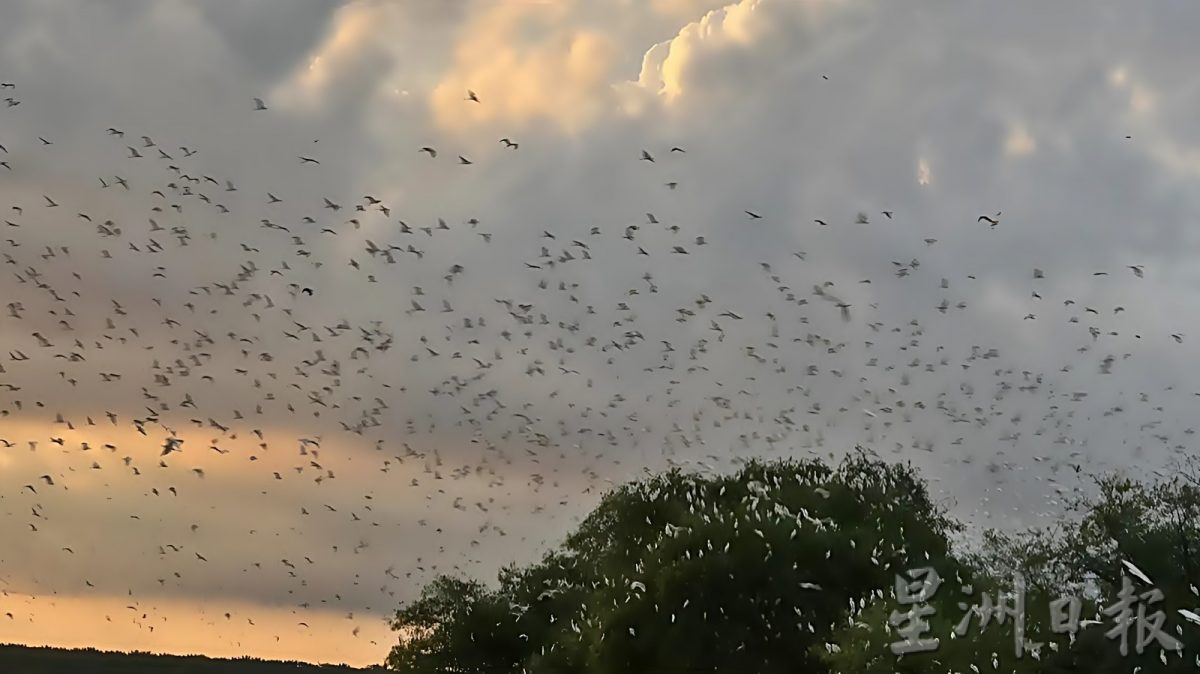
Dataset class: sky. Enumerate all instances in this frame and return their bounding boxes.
[3,0,1200,667]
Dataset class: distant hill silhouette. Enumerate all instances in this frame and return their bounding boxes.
[0,644,384,674]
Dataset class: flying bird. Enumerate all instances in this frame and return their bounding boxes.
[978,212,1001,227]
[1121,559,1153,586]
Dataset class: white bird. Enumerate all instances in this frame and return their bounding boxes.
[1121,559,1153,585]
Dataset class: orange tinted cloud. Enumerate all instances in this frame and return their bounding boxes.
[430,1,620,133]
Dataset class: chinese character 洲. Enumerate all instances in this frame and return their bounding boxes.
[954,572,1027,657]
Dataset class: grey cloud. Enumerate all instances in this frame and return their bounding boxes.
[5,0,1200,665]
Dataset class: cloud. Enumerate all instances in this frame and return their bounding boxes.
[429,1,623,133]
[917,157,933,186]
[1004,124,1037,157]
[274,2,396,113]
[10,0,1200,667]
[635,0,779,102]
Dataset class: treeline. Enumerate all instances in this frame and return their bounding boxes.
[387,449,1200,673]
[11,449,1200,673]
[0,644,383,674]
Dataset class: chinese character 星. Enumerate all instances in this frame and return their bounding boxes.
[889,567,942,654]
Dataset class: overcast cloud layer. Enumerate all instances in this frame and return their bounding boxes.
[3,0,1200,666]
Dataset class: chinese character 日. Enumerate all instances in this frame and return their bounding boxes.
[889,567,942,654]
[1049,595,1082,634]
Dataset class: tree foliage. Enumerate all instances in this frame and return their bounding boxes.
[388,450,965,673]
[387,454,1200,673]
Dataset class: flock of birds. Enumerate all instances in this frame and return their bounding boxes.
[0,78,1195,659]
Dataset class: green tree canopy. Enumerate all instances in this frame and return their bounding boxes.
[387,455,1200,673]
[388,449,967,673]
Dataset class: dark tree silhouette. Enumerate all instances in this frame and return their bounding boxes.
[0,644,382,674]
[387,454,1200,673]
[387,450,966,673]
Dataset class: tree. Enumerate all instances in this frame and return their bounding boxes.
[387,454,1200,673]
[385,576,528,673]
[963,468,1200,673]
[387,449,965,673]
[0,644,379,674]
